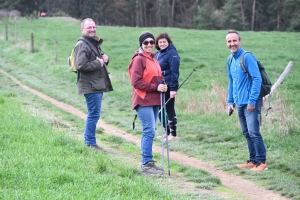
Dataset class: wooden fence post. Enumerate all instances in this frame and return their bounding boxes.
[15,23,18,44]
[31,33,34,53]
[5,24,8,41]
[54,37,57,62]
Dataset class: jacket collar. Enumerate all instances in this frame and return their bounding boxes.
[232,47,244,59]
[82,35,103,46]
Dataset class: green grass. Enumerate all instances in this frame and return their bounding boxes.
[0,89,223,200]
[0,17,300,199]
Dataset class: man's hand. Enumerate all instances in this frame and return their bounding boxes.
[102,54,109,63]
[96,57,104,67]
[247,104,255,112]
[228,105,235,116]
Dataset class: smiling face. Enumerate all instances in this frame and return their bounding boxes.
[142,38,155,54]
[226,32,241,53]
[81,20,97,38]
[157,38,169,50]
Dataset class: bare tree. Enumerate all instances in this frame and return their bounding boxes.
[135,0,139,26]
[240,0,245,25]
[277,0,280,30]
[142,1,146,26]
[251,0,256,31]
[171,0,175,27]
[177,1,194,28]
[156,0,162,27]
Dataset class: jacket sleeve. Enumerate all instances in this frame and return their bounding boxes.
[227,56,234,106]
[244,54,262,106]
[74,42,101,72]
[168,49,180,91]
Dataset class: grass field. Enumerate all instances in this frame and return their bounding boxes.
[0,17,299,199]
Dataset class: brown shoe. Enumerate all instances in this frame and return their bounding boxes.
[236,160,256,169]
[250,163,267,172]
[141,162,164,175]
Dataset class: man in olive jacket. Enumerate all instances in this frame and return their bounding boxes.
[74,18,113,151]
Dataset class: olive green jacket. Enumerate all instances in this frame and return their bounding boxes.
[74,35,113,95]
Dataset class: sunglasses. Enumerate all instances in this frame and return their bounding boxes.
[143,40,155,45]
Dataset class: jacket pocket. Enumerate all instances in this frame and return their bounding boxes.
[90,76,106,91]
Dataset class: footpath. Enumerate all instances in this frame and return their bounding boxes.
[0,68,289,200]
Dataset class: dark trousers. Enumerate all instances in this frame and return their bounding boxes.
[159,88,177,136]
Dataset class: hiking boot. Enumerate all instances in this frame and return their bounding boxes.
[141,162,164,175]
[250,163,267,172]
[88,145,106,152]
[236,160,256,169]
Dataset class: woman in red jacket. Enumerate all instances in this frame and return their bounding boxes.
[128,31,167,175]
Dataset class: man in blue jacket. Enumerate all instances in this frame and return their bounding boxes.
[226,30,267,172]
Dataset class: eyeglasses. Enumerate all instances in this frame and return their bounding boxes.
[84,26,97,30]
[143,40,155,45]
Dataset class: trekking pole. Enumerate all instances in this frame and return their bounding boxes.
[162,95,171,176]
[159,66,199,113]
[160,92,165,170]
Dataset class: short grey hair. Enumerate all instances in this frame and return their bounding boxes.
[226,30,241,40]
[81,18,95,28]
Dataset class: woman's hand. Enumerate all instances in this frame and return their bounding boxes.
[170,91,177,98]
[157,84,168,92]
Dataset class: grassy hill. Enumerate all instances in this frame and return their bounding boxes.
[0,17,299,199]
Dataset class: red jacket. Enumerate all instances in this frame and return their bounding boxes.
[128,51,164,109]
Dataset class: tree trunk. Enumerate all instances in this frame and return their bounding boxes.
[135,0,139,26]
[251,0,256,31]
[277,0,280,30]
[171,0,175,27]
[156,0,162,27]
[240,0,245,26]
[142,1,146,26]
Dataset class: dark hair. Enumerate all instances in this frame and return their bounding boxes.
[226,30,241,40]
[139,31,155,47]
[155,32,173,50]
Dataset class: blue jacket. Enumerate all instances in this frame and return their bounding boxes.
[155,44,180,91]
[227,47,261,107]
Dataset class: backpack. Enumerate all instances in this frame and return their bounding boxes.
[229,51,272,98]
[68,38,99,73]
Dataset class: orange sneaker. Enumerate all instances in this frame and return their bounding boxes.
[250,163,267,172]
[236,160,256,169]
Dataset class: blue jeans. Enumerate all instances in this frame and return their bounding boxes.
[237,98,266,163]
[136,105,159,165]
[84,92,103,146]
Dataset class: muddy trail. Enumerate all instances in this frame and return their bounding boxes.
[0,68,289,200]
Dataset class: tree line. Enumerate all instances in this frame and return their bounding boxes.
[0,0,299,31]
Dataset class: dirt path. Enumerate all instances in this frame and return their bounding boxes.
[1,68,289,200]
